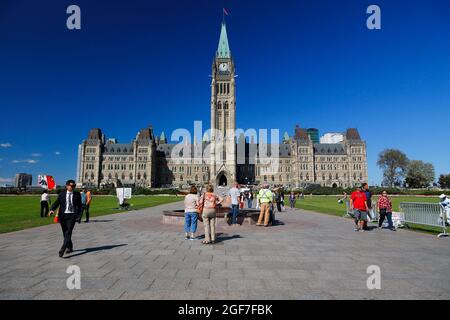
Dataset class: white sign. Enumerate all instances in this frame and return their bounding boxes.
[116,188,132,205]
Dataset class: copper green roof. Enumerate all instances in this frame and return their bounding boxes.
[216,22,231,58]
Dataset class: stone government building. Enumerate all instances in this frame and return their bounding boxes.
[76,21,368,189]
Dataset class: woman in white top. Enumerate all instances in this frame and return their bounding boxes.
[184,185,200,240]
[40,190,50,218]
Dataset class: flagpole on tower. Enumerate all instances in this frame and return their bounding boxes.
[222,8,228,23]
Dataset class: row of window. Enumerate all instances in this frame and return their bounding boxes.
[216,82,231,95]
[103,163,134,170]
[317,164,349,171]
[84,172,149,181]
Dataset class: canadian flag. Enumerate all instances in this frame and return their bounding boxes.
[38,175,56,190]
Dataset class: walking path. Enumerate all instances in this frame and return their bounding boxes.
[0,201,449,299]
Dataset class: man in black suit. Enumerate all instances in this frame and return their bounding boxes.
[49,180,82,257]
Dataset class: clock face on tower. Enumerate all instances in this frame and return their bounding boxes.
[219,62,229,72]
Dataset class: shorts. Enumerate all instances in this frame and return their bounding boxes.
[353,209,367,221]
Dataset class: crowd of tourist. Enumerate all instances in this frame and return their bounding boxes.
[182,181,307,243]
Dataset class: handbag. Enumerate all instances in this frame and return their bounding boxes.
[53,213,59,223]
[197,193,205,222]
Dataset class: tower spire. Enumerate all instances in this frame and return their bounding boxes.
[217,18,231,58]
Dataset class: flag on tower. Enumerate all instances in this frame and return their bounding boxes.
[223,8,229,16]
[38,175,56,190]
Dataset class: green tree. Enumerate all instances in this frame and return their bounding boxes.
[438,174,450,189]
[405,160,435,188]
[377,149,409,187]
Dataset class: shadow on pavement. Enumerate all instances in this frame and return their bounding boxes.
[64,244,128,258]
[88,219,114,223]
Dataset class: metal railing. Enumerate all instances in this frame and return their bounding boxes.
[400,202,449,238]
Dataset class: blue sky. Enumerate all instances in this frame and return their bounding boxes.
[0,0,449,185]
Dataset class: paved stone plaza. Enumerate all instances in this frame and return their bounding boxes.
[0,201,449,300]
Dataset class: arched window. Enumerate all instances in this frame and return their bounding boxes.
[224,101,229,110]
[218,101,222,110]
[108,173,112,180]
[227,83,230,94]
[91,173,94,180]
[129,173,133,180]
[219,83,222,94]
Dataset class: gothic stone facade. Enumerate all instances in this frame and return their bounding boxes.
[76,21,368,189]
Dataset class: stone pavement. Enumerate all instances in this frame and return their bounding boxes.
[0,201,449,300]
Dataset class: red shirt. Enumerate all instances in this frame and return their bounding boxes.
[351,190,367,211]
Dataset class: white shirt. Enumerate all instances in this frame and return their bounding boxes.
[440,198,450,217]
[65,191,74,214]
[41,193,49,202]
[228,187,240,205]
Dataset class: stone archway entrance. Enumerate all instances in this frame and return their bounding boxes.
[217,173,228,186]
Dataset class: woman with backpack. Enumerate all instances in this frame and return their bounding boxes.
[199,184,224,244]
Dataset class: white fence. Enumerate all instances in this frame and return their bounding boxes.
[399,202,448,238]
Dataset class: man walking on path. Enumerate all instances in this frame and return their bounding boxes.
[84,189,92,223]
[228,182,241,225]
[40,189,50,218]
[77,188,89,223]
[256,184,274,227]
[49,180,82,257]
[350,184,369,232]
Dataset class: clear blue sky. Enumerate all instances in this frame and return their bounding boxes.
[0,0,449,185]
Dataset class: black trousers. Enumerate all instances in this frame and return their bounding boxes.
[40,201,49,217]
[77,204,90,223]
[276,202,282,212]
[85,204,90,222]
[60,213,77,252]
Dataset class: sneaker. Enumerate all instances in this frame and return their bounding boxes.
[359,229,365,232]
[354,228,359,232]
[189,237,196,241]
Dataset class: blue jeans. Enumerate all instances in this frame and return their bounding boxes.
[378,210,393,229]
[184,212,198,233]
[230,204,239,224]
[247,199,252,208]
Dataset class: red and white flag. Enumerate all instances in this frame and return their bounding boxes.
[38,175,56,190]
[223,8,229,16]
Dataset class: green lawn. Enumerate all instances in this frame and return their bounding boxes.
[0,195,182,234]
[294,195,444,234]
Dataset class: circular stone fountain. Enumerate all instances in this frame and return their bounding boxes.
[162,206,261,226]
